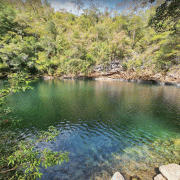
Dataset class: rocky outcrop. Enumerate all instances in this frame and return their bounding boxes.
[88,63,180,85]
[111,172,125,180]
[40,62,180,86]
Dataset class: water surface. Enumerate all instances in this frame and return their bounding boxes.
[6,79,180,179]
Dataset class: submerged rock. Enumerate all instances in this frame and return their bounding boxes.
[159,164,180,180]
[111,172,125,180]
[172,139,180,145]
[154,174,166,180]
[130,176,141,180]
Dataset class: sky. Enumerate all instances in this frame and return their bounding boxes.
[48,0,129,15]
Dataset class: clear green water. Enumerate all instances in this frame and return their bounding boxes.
[5,79,180,179]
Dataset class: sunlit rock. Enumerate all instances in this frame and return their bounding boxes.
[153,73,162,80]
[111,172,125,180]
[159,164,180,180]
[154,174,166,180]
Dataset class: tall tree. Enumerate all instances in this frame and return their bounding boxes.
[133,0,180,33]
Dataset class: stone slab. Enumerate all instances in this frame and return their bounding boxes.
[159,164,180,180]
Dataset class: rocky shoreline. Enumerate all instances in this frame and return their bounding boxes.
[43,61,180,86]
[1,61,180,86]
[111,164,180,180]
[43,69,180,87]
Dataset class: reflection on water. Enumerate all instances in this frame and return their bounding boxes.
[6,79,180,179]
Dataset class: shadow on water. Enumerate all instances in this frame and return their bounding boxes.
[5,79,180,180]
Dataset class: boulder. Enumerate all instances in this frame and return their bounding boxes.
[154,174,166,180]
[111,172,125,180]
[159,164,180,180]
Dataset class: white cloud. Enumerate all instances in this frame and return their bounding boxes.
[50,1,84,15]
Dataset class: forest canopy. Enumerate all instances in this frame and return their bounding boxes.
[0,0,179,76]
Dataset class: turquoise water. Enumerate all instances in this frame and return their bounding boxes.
[5,79,180,179]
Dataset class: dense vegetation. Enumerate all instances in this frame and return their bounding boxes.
[0,0,179,77]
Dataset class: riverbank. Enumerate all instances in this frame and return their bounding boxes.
[42,68,180,87]
[1,63,180,86]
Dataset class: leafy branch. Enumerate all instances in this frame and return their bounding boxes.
[0,73,69,179]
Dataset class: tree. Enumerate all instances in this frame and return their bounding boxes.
[0,0,179,75]
[148,0,180,33]
[0,3,17,39]
[133,0,180,33]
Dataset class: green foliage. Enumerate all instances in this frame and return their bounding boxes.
[0,0,179,75]
[0,73,69,179]
[0,72,33,106]
[149,0,180,33]
[2,126,69,180]
[122,62,128,70]
[0,3,16,39]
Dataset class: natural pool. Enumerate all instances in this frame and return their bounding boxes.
[5,79,180,179]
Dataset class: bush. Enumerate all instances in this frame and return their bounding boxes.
[122,62,128,70]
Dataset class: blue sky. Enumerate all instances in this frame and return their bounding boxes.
[48,0,129,14]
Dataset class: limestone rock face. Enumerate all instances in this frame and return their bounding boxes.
[159,164,180,180]
[111,172,125,180]
[154,174,167,180]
